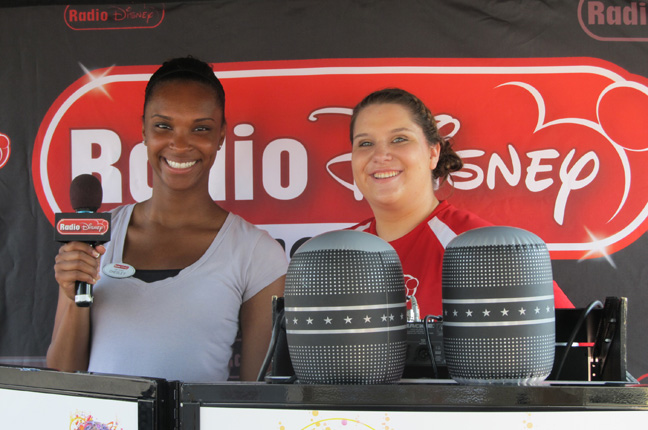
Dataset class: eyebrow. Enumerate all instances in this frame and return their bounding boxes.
[150,114,216,122]
[353,127,414,140]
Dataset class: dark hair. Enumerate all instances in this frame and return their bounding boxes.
[144,56,226,123]
[349,88,462,182]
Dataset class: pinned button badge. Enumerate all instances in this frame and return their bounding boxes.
[103,262,135,279]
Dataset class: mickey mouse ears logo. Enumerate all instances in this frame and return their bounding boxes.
[31,58,648,261]
[0,133,10,169]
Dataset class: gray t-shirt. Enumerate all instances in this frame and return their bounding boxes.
[87,204,288,382]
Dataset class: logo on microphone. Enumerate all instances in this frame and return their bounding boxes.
[54,213,112,243]
[56,218,110,235]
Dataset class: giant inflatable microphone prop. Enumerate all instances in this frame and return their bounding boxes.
[284,230,407,384]
[442,226,556,385]
[54,174,111,307]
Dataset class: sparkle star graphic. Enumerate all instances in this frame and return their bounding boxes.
[344,316,353,324]
[501,308,509,316]
[519,307,526,315]
[79,62,115,100]
[364,315,372,323]
[482,309,491,317]
[324,317,332,324]
[306,317,313,325]
[580,227,617,269]
[466,309,473,317]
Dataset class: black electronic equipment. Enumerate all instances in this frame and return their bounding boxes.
[548,296,629,382]
[402,320,449,379]
[266,296,629,383]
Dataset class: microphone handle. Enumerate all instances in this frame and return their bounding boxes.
[75,240,97,307]
[75,280,94,307]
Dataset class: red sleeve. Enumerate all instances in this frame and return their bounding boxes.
[553,280,574,308]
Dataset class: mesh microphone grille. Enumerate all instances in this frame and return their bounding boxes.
[70,174,103,212]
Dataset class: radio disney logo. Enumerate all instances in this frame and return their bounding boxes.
[64,4,164,30]
[0,133,10,169]
[31,59,648,260]
[56,218,109,235]
[578,0,648,41]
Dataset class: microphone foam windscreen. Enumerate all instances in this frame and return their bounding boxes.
[70,174,103,212]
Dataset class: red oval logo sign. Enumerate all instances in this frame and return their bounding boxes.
[32,58,648,260]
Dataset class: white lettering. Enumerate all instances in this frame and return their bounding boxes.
[129,141,151,201]
[70,128,312,204]
[209,138,226,201]
[452,150,485,190]
[554,149,599,225]
[486,144,521,189]
[71,129,122,203]
[262,138,307,200]
[449,146,600,225]
[525,149,559,192]
[60,224,80,231]
[234,124,254,200]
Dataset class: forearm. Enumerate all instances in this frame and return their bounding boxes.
[46,293,91,372]
[239,276,285,381]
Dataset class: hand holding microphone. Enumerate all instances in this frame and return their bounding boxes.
[54,242,105,303]
[54,174,111,307]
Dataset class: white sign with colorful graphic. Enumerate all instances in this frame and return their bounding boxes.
[0,387,138,429]
[200,407,648,429]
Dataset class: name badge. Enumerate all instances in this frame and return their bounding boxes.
[103,262,136,279]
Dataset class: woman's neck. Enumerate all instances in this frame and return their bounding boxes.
[372,195,439,242]
[143,186,225,229]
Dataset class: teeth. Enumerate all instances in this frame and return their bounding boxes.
[166,159,197,169]
[373,171,399,179]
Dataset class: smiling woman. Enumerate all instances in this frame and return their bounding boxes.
[46,57,288,383]
[348,88,573,317]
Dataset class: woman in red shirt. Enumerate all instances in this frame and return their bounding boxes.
[348,88,573,316]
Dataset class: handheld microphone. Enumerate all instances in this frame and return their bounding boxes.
[54,174,111,307]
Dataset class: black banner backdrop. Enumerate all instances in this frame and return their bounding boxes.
[1,0,647,380]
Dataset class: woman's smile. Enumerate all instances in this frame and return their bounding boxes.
[371,170,402,180]
[164,157,198,170]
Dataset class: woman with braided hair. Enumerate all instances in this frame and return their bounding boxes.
[348,88,572,316]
